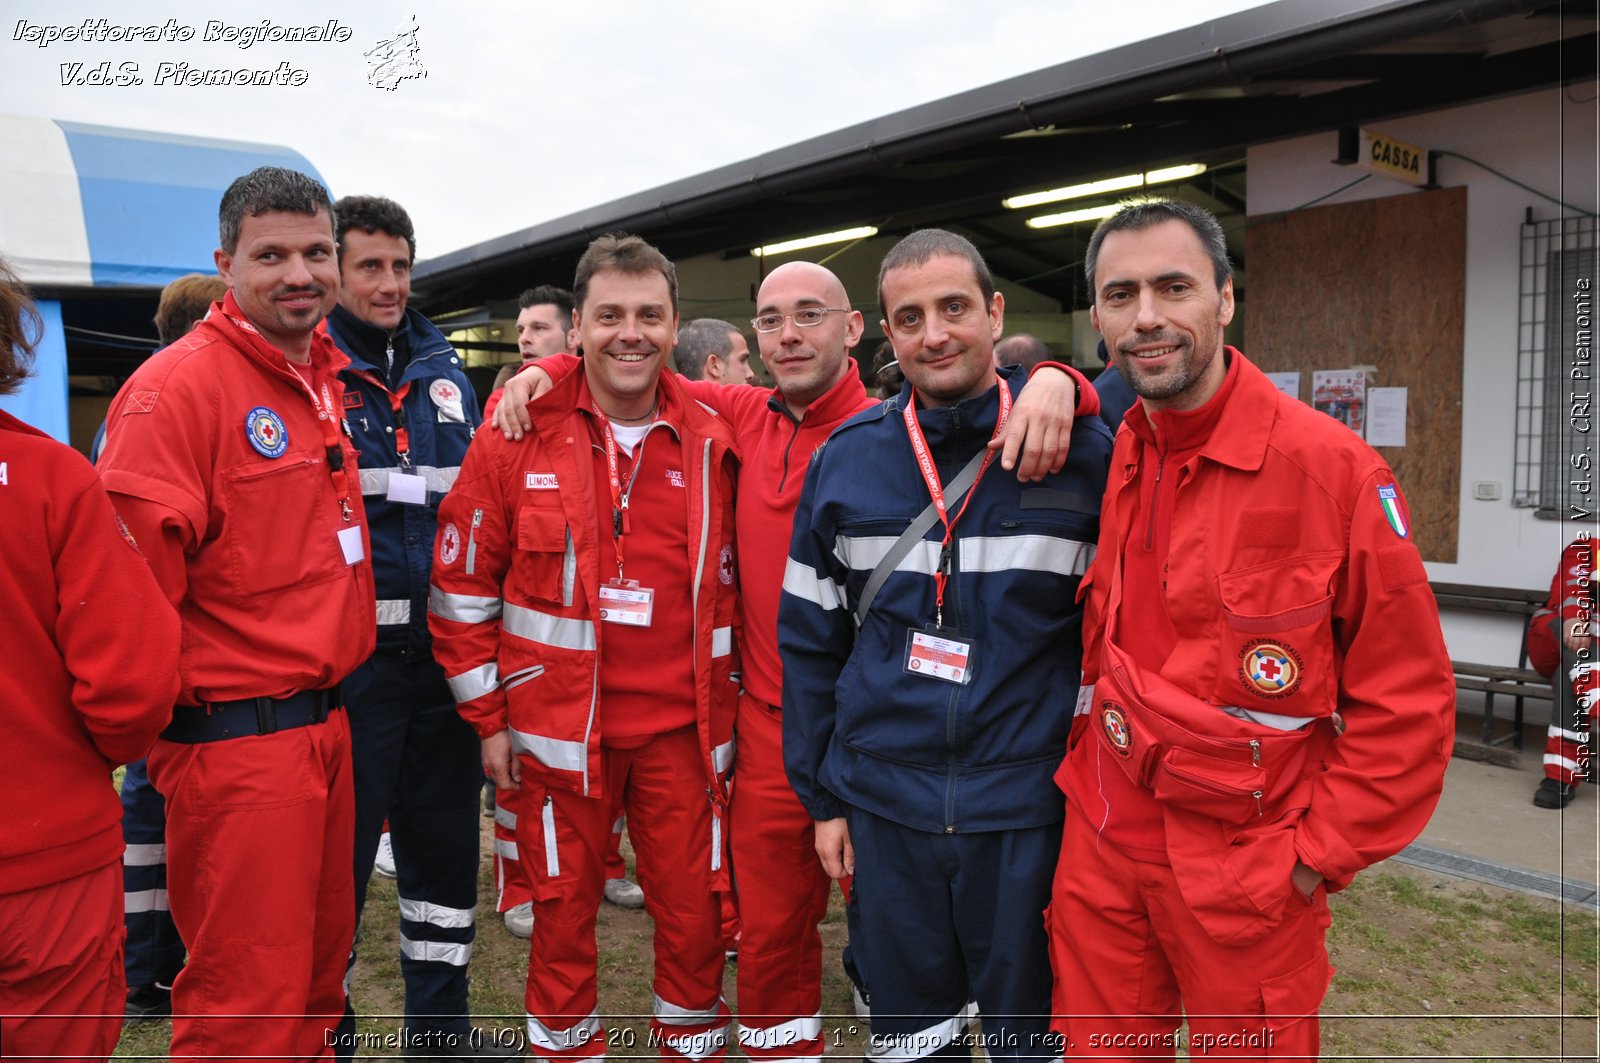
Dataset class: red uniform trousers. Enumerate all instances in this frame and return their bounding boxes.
[0,861,124,1061]
[496,791,628,913]
[519,727,728,1061]
[148,709,357,1061]
[728,696,833,1060]
[1050,803,1332,1062]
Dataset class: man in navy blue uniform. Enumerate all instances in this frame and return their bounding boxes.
[325,195,505,1060]
[780,229,1111,1061]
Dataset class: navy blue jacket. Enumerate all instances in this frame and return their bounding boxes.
[780,368,1112,834]
[327,303,479,658]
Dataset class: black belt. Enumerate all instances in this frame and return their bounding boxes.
[160,685,342,744]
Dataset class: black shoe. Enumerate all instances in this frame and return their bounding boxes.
[1533,777,1578,809]
[403,1028,523,1061]
[124,982,172,1022]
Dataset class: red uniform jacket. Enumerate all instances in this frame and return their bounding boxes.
[1062,351,1454,935]
[98,293,376,703]
[1528,537,1596,676]
[0,411,180,893]
[429,367,740,803]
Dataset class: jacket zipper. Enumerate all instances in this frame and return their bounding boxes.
[1143,451,1167,551]
[466,508,484,574]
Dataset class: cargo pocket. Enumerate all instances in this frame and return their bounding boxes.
[222,454,346,597]
[1258,950,1334,1046]
[515,502,571,606]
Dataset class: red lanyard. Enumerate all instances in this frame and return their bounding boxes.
[901,383,1011,624]
[354,371,414,469]
[592,403,654,580]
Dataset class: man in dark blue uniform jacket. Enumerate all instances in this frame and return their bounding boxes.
[325,195,505,1060]
[780,229,1111,1061]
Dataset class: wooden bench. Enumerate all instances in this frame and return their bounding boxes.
[1431,582,1552,750]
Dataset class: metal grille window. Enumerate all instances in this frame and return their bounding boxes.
[1515,214,1597,515]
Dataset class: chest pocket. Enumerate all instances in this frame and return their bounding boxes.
[515,501,575,607]
[223,454,347,597]
[1212,551,1342,718]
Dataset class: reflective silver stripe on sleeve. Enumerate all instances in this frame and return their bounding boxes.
[494,805,517,831]
[712,737,735,776]
[781,559,847,611]
[958,534,1094,575]
[509,726,587,773]
[397,896,477,929]
[429,587,503,624]
[376,598,411,626]
[711,626,732,659]
[526,1010,602,1053]
[445,663,499,705]
[124,888,169,913]
[399,935,472,967]
[124,843,166,866]
[359,465,462,496]
[503,602,596,651]
[494,838,518,861]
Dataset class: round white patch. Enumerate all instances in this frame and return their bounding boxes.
[440,522,462,565]
[718,544,735,586]
[430,378,466,423]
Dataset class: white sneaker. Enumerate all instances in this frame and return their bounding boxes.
[373,832,397,879]
[504,901,533,938]
[603,876,645,909]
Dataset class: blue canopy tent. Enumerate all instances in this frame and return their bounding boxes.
[0,114,325,444]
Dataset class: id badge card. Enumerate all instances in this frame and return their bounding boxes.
[599,579,654,627]
[904,626,974,685]
[386,470,428,505]
[337,524,366,565]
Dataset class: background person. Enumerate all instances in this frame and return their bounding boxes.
[0,252,182,1060]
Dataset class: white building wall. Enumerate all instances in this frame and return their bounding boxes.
[1248,86,1598,668]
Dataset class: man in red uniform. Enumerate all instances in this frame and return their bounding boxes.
[1527,535,1598,808]
[496,258,1094,1060]
[98,166,376,1060]
[432,233,738,1060]
[1048,200,1455,1060]
[0,254,181,1059]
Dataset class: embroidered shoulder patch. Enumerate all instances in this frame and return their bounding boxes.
[125,390,160,414]
[1376,483,1409,539]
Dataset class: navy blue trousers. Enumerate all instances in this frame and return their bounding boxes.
[121,757,184,988]
[346,652,483,1038]
[844,806,1062,1061]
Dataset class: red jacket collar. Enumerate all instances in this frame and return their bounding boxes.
[203,292,350,384]
[766,357,870,425]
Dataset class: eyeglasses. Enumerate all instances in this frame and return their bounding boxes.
[751,308,851,333]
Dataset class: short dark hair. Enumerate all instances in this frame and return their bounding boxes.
[333,194,416,263]
[1084,199,1232,296]
[993,333,1052,373]
[0,254,42,396]
[154,273,227,346]
[519,284,575,323]
[877,228,995,319]
[572,233,677,316]
[674,318,740,380]
[218,166,334,255]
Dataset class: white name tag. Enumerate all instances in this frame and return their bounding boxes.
[525,473,559,490]
[599,580,654,627]
[337,524,366,566]
[386,470,428,505]
[904,628,974,685]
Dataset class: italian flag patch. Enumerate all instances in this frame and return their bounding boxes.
[1377,483,1409,538]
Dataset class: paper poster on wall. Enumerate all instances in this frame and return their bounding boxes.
[1365,387,1408,446]
[1265,372,1302,400]
[1312,369,1367,435]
